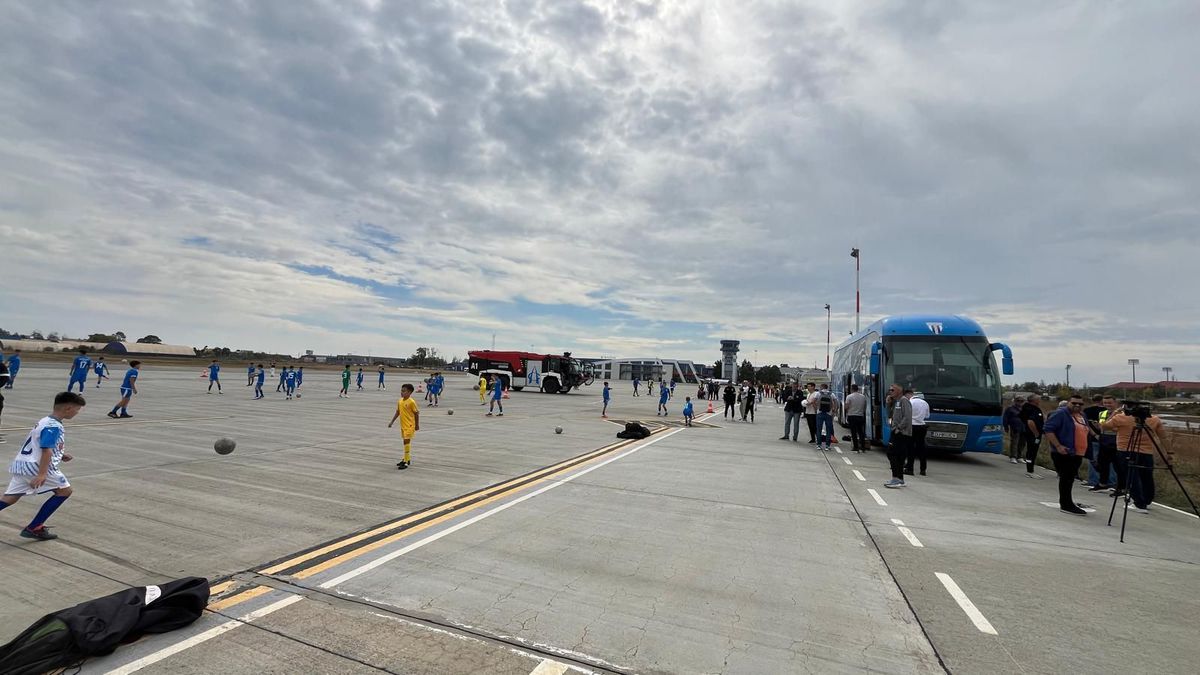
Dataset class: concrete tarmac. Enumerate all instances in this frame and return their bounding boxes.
[0,366,1196,673]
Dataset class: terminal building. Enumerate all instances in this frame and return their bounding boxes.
[588,358,702,384]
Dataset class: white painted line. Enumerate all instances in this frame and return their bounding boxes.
[852,470,866,482]
[834,447,843,454]
[890,518,905,525]
[104,594,303,674]
[935,573,997,635]
[895,525,924,547]
[320,429,685,589]
[841,456,853,465]
[529,658,570,675]
[1153,501,1200,518]
[867,489,887,506]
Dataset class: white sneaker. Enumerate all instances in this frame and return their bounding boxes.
[1009,457,1019,464]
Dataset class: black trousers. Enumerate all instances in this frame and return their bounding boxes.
[847,415,866,450]
[1051,453,1084,509]
[888,433,911,479]
[806,414,818,441]
[1023,433,1041,473]
[1096,439,1118,487]
[1128,452,1156,508]
[724,400,735,418]
[906,426,928,473]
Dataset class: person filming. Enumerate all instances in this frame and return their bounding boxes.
[1101,403,1171,514]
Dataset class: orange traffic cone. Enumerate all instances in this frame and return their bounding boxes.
[706,400,714,414]
[200,370,207,378]
[416,383,424,393]
[502,390,510,399]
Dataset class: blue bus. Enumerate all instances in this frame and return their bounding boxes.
[831,314,1013,454]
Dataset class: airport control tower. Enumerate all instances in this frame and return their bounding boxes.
[720,340,739,381]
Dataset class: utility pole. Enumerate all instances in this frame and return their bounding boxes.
[1065,364,1071,388]
[850,248,861,334]
[824,304,831,370]
[1163,366,1172,382]
[1128,358,1139,383]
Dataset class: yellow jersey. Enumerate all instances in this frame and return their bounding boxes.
[396,397,419,437]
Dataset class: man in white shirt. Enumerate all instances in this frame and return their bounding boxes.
[905,391,931,476]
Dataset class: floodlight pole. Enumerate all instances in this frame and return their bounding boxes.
[850,248,861,333]
[824,304,831,370]
[1128,358,1139,383]
[1065,364,1071,388]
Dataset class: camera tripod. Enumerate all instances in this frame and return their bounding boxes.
[1106,417,1199,542]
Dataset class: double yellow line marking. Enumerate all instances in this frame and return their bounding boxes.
[208,433,653,612]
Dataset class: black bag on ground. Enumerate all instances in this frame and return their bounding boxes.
[0,576,210,674]
[616,422,652,440]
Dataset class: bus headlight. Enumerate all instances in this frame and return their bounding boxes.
[982,424,1002,434]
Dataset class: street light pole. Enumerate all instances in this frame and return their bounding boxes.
[1128,358,1139,383]
[1163,366,1173,382]
[850,248,861,334]
[1065,364,1071,388]
[824,304,831,370]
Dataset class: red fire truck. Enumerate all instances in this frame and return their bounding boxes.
[467,350,594,393]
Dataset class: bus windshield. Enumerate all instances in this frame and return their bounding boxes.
[884,336,1001,410]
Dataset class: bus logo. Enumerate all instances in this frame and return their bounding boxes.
[926,322,944,334]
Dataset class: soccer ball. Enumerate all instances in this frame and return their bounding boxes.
[447,409,454,415]
[214,438,236,455]
[296,393,301,399]
[554,426,563,434]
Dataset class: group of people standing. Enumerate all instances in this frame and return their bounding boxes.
[1004,393,1171,516]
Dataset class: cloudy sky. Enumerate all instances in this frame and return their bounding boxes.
[2,1,1197,386]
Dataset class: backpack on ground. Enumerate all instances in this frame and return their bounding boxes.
[0,577,209,675]
[616,422,652,440]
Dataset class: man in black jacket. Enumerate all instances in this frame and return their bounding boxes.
[722,383,737,419]
[780,384,804,441]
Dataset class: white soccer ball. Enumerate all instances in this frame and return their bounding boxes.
[447,409,454,415]
[554,426,563,434]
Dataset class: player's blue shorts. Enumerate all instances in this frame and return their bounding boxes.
[120,386,134,397]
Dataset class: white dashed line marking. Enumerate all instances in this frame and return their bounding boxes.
[852,470,866,481]
[935,573,998,635]
[529,658,570,675]
[867,489,888,506]
[841,456,853,465]
[889,518,924,547]
[834,447,843,454]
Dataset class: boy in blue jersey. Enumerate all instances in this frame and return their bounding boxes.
[93,356,109,388]
[356,367,364,391]
[284,366,297,400]
[207,359,221,394]
[108,361,140,418]
[5,349,20,388]
[602,381,611,418]
[1,391,87,540]
[632,377,640,397]
[296,367,304,391]
[670,380,676,398]
[657,381,670,416]
[683,396,695,427]
[429,372,443,407]
[68,347,92,393]
[247,363,256,386]
[254,364,265,399]
[486,376,504,417]
[378,366,386,389]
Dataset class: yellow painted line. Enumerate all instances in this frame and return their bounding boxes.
[258,439,633,575]
[292,439,634,579]
[207,584,272,612]
[208,580,236,596]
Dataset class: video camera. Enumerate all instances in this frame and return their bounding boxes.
[1121,400,1154,422]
